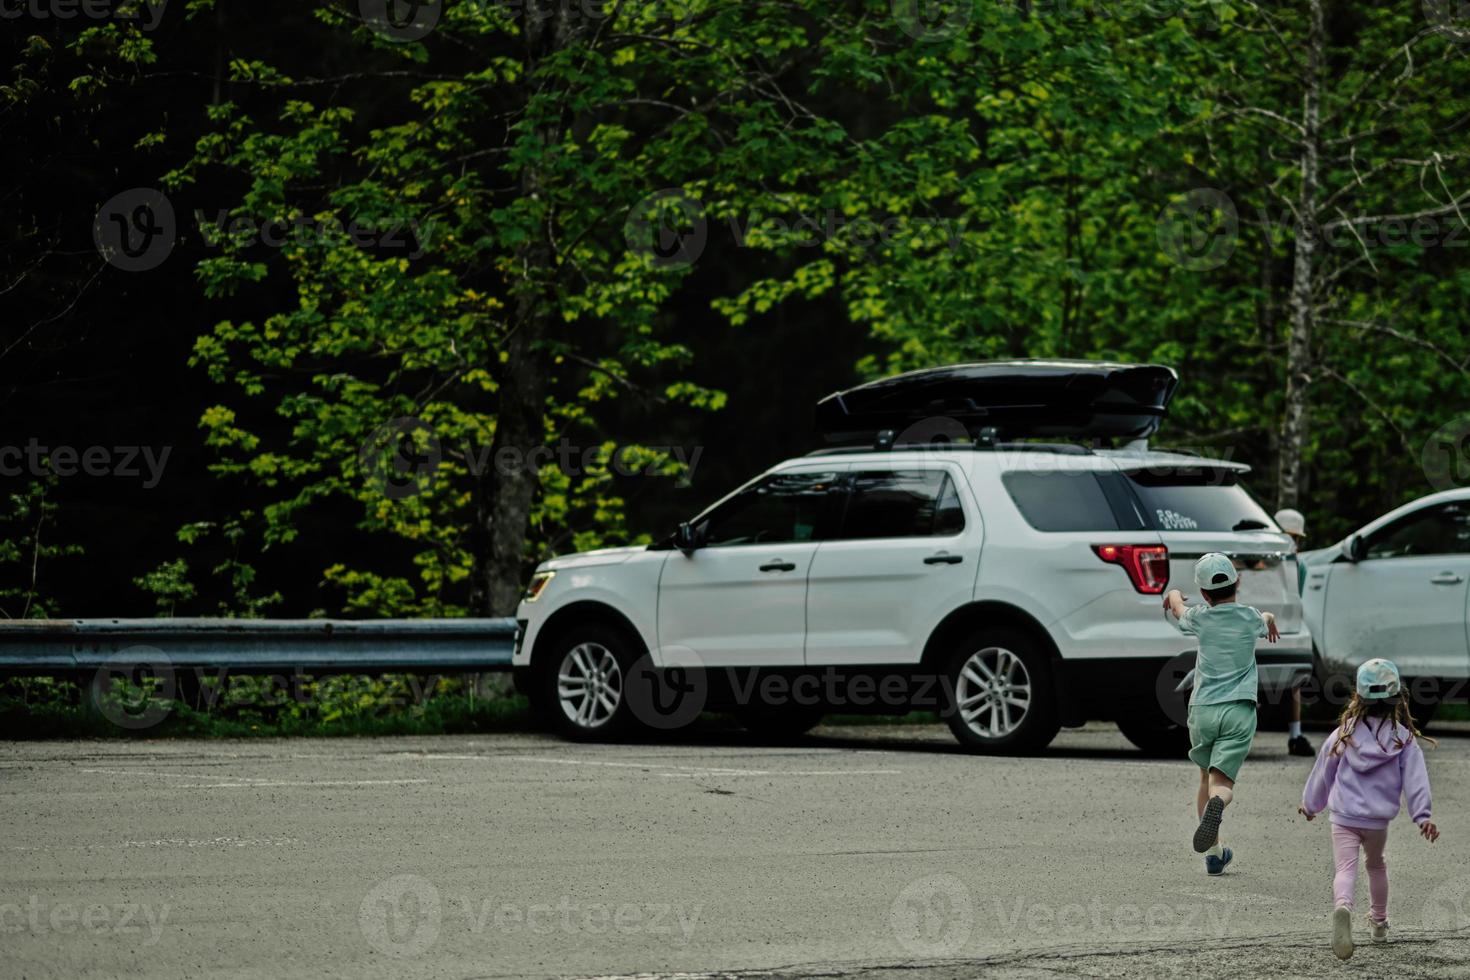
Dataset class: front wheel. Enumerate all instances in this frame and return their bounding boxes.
[535,624,640,741]
[942,630,1059,754]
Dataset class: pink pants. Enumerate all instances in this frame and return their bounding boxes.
[1332,823,1388,923]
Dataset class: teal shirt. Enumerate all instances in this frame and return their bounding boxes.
[1174,602,1268,705]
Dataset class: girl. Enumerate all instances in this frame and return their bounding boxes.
[1299,658,1439,960]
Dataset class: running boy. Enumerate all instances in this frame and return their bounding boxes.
[1162,552,1279,874]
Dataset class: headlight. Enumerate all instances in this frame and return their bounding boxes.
[523,570,556,602]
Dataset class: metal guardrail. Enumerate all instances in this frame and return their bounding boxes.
[0,618,518,675]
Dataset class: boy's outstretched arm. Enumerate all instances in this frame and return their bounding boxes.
[1162,588,1189,620]
[1262,611,1280,643]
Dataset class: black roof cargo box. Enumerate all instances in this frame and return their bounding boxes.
[815,360,1179,446]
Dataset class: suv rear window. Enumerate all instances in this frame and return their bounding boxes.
[1123,468,1273,532]
[1002,471,1147,532]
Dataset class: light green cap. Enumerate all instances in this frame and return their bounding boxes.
[1193,552,1239,590]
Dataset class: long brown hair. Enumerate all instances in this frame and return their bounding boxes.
[1332,692,1437,756]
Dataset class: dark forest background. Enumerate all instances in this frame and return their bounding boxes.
[3,0,1469,621]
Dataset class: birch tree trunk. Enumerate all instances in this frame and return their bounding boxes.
[1276,0,1324,510]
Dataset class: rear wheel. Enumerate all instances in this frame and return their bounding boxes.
[1117,711,1191,758]
[942,629,1059,754]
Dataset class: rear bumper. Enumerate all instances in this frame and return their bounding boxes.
[1058,630,1314,716]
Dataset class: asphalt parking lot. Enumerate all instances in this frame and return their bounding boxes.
[3,721,1470,979]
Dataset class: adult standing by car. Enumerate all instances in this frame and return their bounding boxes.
[1277,507,1315,757]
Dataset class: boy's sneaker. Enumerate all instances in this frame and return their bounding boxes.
[1205,845,1232,876]
[1332,906,1354,960]
[1369,918,1389,944]
[1193,796,1226,852]
[1288,735,1315,757]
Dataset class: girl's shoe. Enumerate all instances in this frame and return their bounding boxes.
[1205,845,1232,876]
[1369,918,1389,943]
[1332,906,1354,960]
[1193,796,1226,852]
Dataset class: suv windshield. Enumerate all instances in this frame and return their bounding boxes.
[1123,468,1274,532]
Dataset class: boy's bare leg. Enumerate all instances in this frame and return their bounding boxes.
[1208,768,1235,808]
[1196,769,1211,818]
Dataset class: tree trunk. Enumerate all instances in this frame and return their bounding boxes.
[469,0,583,617]
[1277,0,1323,510]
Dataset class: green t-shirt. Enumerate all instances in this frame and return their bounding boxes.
[1174,602,1268,705]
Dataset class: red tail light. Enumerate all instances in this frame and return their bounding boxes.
[1093,544,1170,594]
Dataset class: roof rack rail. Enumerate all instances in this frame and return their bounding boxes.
[804,441,1095,458]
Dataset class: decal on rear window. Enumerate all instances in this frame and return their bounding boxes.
[1156,508,1199,531]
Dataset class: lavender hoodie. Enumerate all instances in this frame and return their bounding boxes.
[1302,718,1432,831]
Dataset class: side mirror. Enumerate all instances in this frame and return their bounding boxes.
[673,521,700,555]
[1346,535,1366,562]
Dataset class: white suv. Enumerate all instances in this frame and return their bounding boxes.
[512,363,1313,754]
[1300,488,1470,722]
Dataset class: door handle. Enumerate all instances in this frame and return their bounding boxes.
[760,560,797,572]
[924,552,964,565]
[1430,572,1464,585]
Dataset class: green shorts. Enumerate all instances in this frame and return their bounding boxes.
[1187,700,1257,781]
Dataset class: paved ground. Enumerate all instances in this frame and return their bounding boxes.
[3,722,1470,980]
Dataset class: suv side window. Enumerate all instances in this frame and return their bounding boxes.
[699,471,843,547]
[1366,501,1470,559]
[837,470,965,539]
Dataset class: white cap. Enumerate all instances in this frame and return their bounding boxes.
[1274,508,1306,537]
